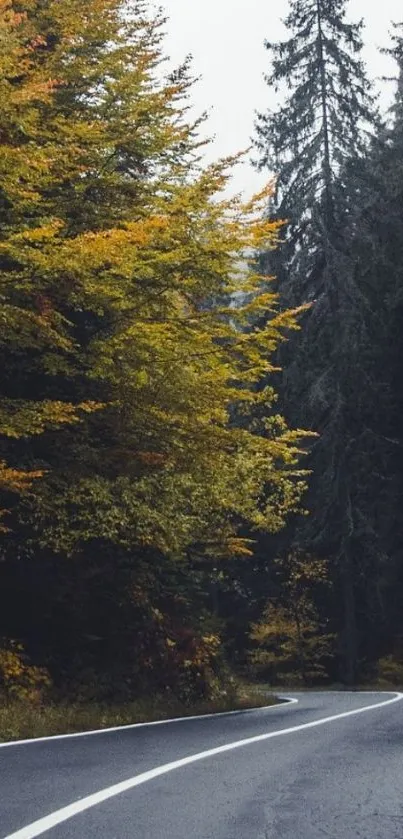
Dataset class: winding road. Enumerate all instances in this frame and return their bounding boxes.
[1,691,402,839]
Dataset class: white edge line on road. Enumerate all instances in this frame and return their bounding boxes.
[3,691,403,839]
[0,697,297,750]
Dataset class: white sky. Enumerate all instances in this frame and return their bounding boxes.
[161,0,402,196]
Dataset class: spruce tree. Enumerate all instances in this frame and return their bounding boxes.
[341,23,403,667]
[254,0,377,683]
[255,0,374,301]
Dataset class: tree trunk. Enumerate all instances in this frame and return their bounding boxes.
[341,550,357,686]
[316,0,334,229]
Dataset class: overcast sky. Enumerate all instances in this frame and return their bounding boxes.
[161,0,402,196]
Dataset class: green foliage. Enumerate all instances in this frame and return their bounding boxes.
[0,0,308,702]
[255,0,375,275]
[375,654,403,686]
[249,553,334,684]
[253,0,401,685]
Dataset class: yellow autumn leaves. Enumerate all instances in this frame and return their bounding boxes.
[0,1,307,562]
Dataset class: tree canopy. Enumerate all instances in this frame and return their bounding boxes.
[0,0,307,702]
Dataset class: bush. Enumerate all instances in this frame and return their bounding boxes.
[0,640,51,703]
[376,654,403,686]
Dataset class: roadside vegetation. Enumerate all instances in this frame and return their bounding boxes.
[0,0,403,738]
[0,681,278,744]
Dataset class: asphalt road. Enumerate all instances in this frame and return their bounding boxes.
[1,691,402,839]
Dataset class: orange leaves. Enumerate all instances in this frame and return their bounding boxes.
[0,640,51,702]
[0,1,26,29]
[35,294,54,319]
[135,451,168,467]
[0,461,44,530]
[27,34,48,51]
[9,79,61,106]
[0,460,44,493]
[213,537,256,558]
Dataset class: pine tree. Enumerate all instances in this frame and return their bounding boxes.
[339,23,403,668]
[254,0,378,683]
[255,0,374,301]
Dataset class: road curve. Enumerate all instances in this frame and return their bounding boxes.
[1,691,402,839]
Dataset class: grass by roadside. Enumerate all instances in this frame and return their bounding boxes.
[0,684,279,744]
[3,680,399,744]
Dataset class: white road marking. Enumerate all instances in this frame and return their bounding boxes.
[3,692,402,839]
[0,698,296,750]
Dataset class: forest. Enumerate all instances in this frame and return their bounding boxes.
[0,0,402,721]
